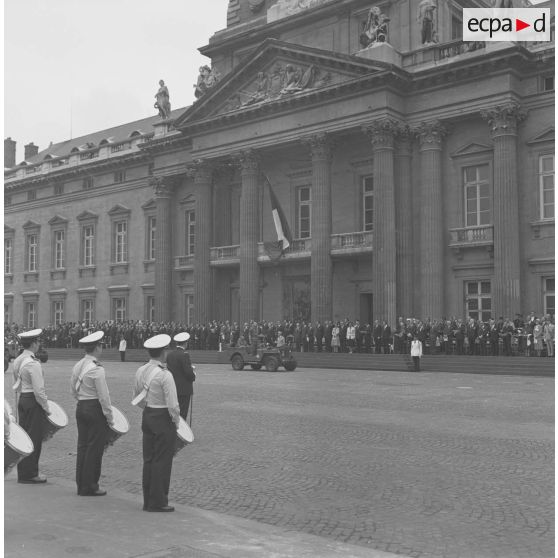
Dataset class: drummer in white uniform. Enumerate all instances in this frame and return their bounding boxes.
[70,331,114,496]
[12,329,51,484]
[132,334,180,512]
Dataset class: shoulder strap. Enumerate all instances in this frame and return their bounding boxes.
[131,364,161,406]
[74,359,97,393]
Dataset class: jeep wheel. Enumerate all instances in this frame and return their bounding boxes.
[231,355,245,370]
[283,361,297,371]
[264,356,279,372]
[250,364,262,370]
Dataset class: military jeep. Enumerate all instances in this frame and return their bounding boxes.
[227,343,297,372]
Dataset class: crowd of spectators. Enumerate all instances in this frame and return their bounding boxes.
[4,312,555,358]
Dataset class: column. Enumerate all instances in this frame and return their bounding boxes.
[306,133,332,323]
[394,126,414,318]
[238,149,260,324]
[481,103,525,318]
[416,121,447,320]
[365,119,398,327]
[152,176,175,322]
[193,160,213,324]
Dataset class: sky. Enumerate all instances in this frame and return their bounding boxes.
[4,0,229,162]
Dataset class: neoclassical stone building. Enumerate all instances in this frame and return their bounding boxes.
[4,0,555,328]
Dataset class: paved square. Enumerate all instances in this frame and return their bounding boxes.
[6,361,554,558]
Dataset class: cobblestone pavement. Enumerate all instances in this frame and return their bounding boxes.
[6,361,554,558]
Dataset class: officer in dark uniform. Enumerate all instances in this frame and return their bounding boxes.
[166,332,196,421]
[12,329,51,484]
[132,334,180,512]
[70,331,114,496]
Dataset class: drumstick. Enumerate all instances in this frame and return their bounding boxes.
[189,395,193,428]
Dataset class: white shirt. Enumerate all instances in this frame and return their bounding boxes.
[411,340,423,357]
[12,349,49,412]
[119,339,127,351]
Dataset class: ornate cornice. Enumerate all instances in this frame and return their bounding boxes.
[414,121,449,149]
[303,132,332,160]
[480,102,526,138]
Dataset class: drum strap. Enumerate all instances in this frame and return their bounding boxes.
[12,355,34,392]
[131,365,160,406]
[74,360,96,393]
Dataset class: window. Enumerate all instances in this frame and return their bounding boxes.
[83,177,94,190]
[147,216,156,260]
[465,281,492,322]
[25,302,37,329]
[297,186,311,239]
[146,296,155,322]
[114,221,128,263]
[5,238,13,274]
[82,225,95,266]
[114,170,126,183]
[451,16,463,40]
[5,302,12,324]
[27,190,36,201]
[54,183,64,196]
[539,154,554,220]
[5,195,11,206]
[464,165,490,227]
[53,300,64,326]
[113,297,126,322]
[185,210,195,255]
[543,277,555,317]
[185,294,194,326]
[543,76,554,92]
[362,176,373,231]
[26,233,38,272]
[81,299,95,324]
[54,230,65,269]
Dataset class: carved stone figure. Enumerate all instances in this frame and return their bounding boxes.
[249,0,266,12]
[154,80,171,119]
[360,6,390,48]
[194,65,221,99]
[417,0,437,44]
[242,71,270,106]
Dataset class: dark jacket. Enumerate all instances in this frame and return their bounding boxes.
[165,347,196,396]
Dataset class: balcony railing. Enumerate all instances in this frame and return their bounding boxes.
[174,255,194,269]
[210,245,240,265]
[402,39,486,68]
[331,231,373,254]
[449,225,494,247]
[257,238,311,261]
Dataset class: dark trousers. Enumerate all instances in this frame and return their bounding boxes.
[120,351,126,362]
[178,394,191,421]
[142,408,176,509]
[17,394,46,480]
[76,399,109,494]
[412,356,421,372]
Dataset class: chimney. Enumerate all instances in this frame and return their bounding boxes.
[24,142,39,161]
[4,137,16,168]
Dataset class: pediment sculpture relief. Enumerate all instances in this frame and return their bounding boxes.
[223,63,331,111]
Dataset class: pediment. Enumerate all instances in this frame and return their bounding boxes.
[4,225,15,234]
[108,204,131,216]
[451,142,493,158]
[175,39,392,129]
[22,220,41,229]
[76,210,99,222]
[141,199,156,210]
[526,127,554,145]
[48,214,69,226]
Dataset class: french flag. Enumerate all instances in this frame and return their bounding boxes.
[264,175,293,254]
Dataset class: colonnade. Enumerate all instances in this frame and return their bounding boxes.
[152,103,524,324]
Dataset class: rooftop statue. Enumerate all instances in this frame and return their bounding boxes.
[154,80,171,119]
[417,0,438,45]
[360,6,390,49]
[194,65,222,99]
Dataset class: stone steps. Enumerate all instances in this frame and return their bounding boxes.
[42,348,554,376]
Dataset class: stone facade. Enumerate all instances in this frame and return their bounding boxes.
[4,0,555,327]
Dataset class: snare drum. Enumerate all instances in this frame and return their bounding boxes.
[104,406,129,452]
[5,421,34,474]
[174,417,194,455]
[43,400,68,442]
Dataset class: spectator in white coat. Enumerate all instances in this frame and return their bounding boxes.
[410,336,423,372]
